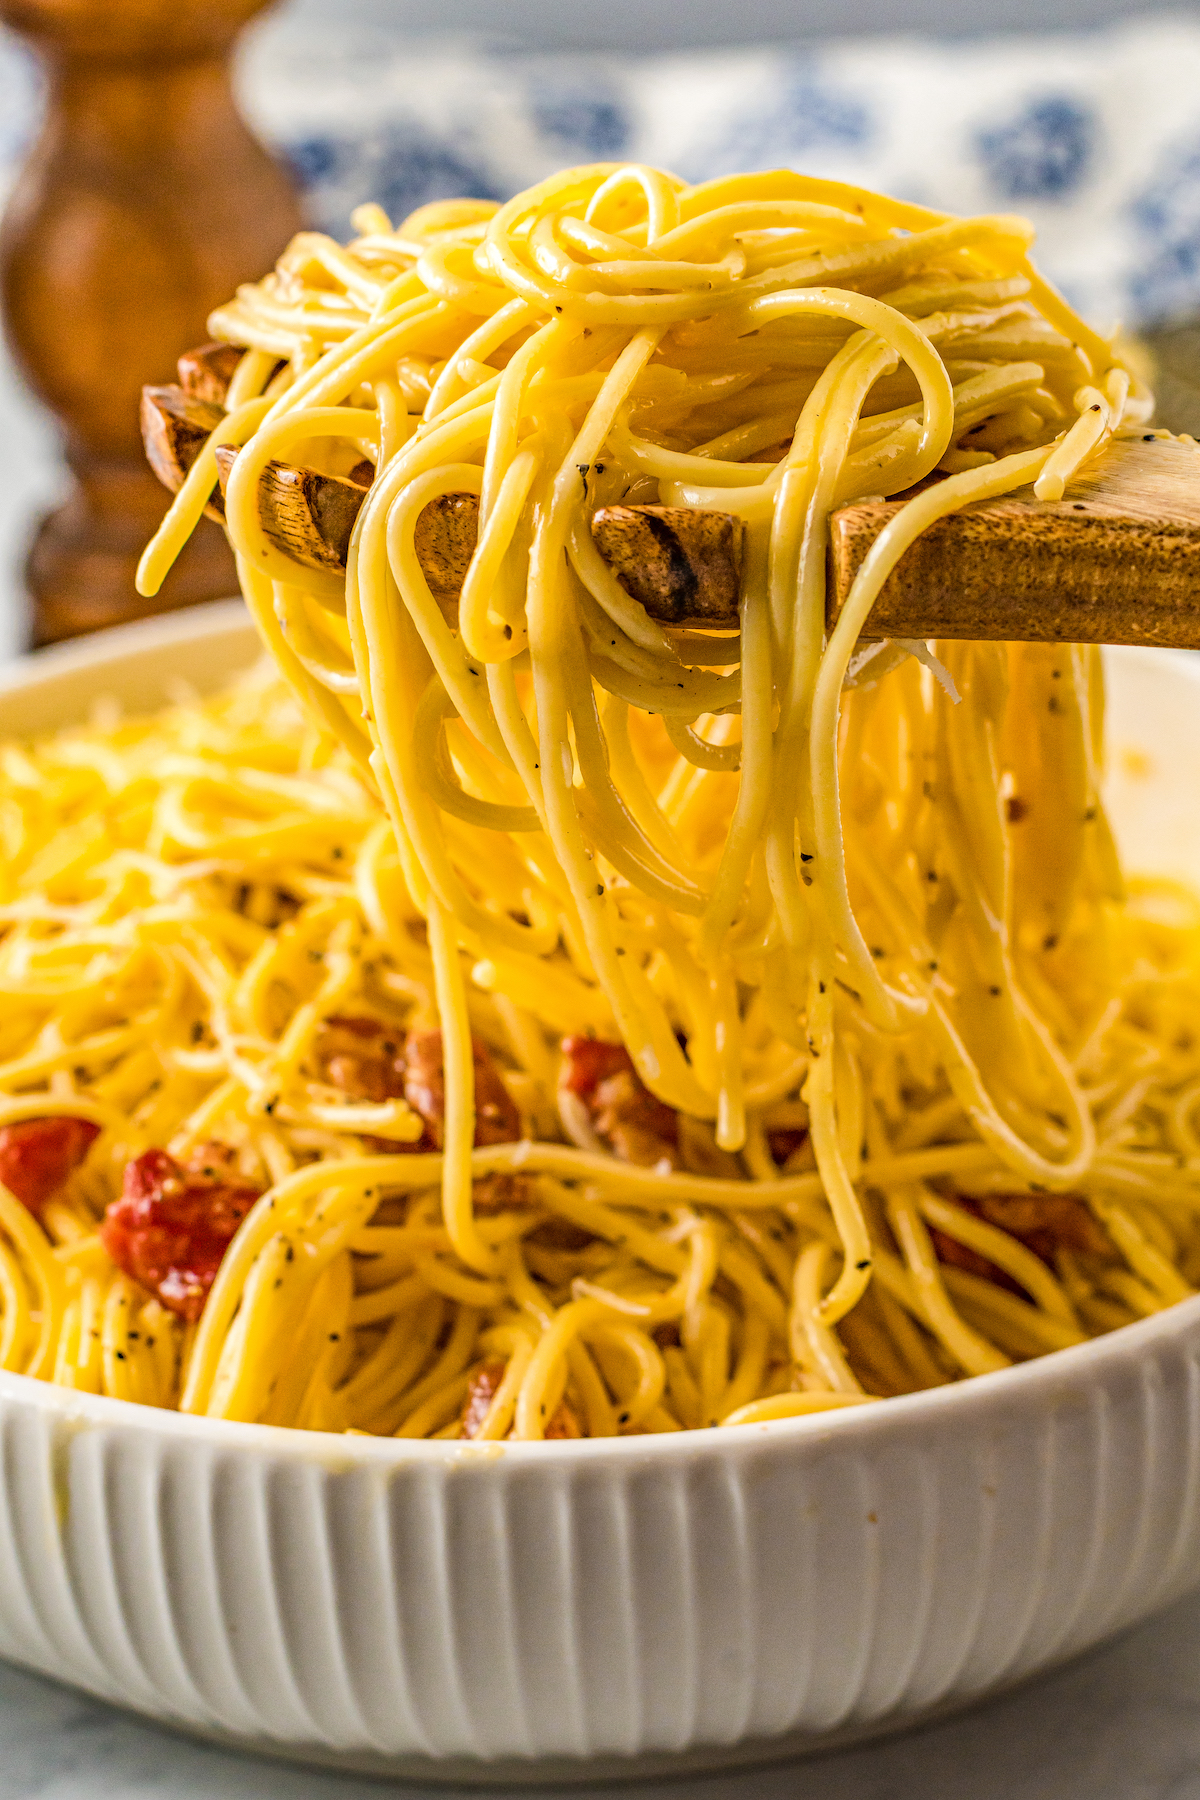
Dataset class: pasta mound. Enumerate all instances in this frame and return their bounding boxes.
[1,163,1196,1437]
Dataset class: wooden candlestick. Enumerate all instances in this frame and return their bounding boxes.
[0,0,303,645]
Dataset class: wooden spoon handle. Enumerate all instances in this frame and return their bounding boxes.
[829,434,1200,649]
[142,365,1200,649]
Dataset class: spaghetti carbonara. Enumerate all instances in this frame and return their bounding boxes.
[2,163,1198,1440]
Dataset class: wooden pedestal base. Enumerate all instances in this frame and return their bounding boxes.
[0,0,302,645]
[26,460,238,647]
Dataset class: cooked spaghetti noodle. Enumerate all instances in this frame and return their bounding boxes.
[3,163,1199,1437]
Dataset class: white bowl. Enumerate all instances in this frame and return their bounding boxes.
[0,604,1198,1784]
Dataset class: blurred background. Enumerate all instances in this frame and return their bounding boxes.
[4,0,1200,656]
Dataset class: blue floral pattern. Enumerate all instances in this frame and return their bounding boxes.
[526,76,632,160]
[682,59,872,186]
[1129,139,1200,324]
[975,95,1095,202]
[286,125,505,239]
[4,14,1200,326]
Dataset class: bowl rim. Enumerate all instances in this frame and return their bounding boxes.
[3,604,1199,1472]
[0,597,253,694]
[8,1291,1199,1471]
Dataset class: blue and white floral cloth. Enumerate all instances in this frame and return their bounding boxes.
[5,12,1200,329]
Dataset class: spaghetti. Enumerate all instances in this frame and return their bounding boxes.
[3,163,1199,1437]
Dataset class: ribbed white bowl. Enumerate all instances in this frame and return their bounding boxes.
[0,604,1197,1782]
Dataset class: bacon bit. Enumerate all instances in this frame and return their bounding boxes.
[460,1361,582,1441]
[100,1147,261,1322]
[317,1018,522,1151]
[929,1226,1022,1297]
[403,1029,521,1148]
[545,1400,582,1439]
[461,1358,507,1438]
[315,1015,433,1154]
[594,1070,679,1167]
[767,1127,809,1166]
[316,1015,407,1105]
[472,1172,533,1216]
[0,1117,100,1218]
[973,1192,1112,1262]
[527,1216,595,1252]
[181,1140,242,1182]
[318,1018,521,1153]
[560,1037,679,1167]
[931,1191,1112,1295]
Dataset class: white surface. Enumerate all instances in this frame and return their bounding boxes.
[9,1299,1200,1782]
[0,343,64,665]
[275,0,1192,53]
[0,610,1199,1783]
[4,1586,1200,1800]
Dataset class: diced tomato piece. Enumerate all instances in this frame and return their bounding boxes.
[561,1037,636,1100]
[561,1037,679,1167]
[100,1146,261,1322]
[0,1117,100,1218]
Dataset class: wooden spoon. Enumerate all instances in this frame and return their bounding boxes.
[142,350,1200,648]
